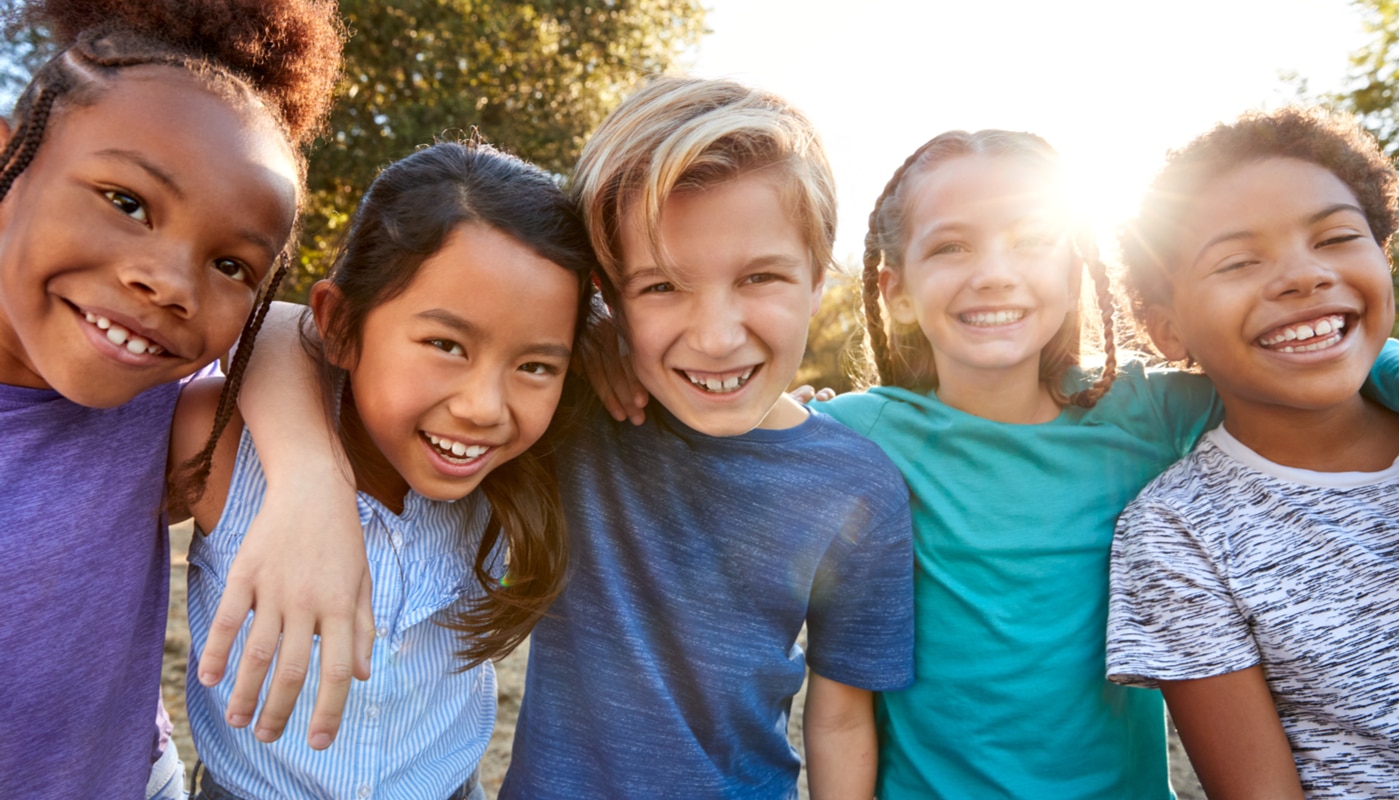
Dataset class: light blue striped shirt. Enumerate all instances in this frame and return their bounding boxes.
[187,427,496,800]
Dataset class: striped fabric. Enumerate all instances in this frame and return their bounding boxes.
[1109,426,1399,799]
[187,427,496,800]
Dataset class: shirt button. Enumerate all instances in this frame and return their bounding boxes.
[366,704,379,719]
[357,786,371,798]
[390,532,404,548]
[376,625,389,639]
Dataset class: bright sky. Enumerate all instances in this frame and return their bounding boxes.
[687,0,1371,264]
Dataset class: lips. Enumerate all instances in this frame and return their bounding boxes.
[1257,313,1347,353]
[680,365,757,394]
[959,309,1026,327]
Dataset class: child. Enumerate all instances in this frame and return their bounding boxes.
[247,75,916,799]
[1107,107,1398,799]
[175,141,593,800]
[0,0,346,796]
[808,129,1397,798]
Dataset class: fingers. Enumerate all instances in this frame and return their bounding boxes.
[303,615,354,750]
[790,384,817,404]
[222,604,282,732]
[251,618,314,744]
[354,571,375,681]
[814,387,836,402]
[198,583,253,689]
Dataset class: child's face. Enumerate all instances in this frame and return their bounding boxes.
[615,171,823,436]
[1148,157,1396,416]
[881,155,1077,388]
[0,68,299,407]
[319,223,579,505]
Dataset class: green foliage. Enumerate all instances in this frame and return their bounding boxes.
[794,271,869,395]
[1334,0,1398,167]
[296,0,706,300]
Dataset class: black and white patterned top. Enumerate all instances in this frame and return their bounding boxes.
[1107,426,1398,799]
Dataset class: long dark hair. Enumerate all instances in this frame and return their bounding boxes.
[310,140,595,667]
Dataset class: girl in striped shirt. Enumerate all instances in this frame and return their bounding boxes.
[170,140,594,800]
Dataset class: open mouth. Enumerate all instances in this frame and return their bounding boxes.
[680,366,757,394]
[1257,314,1347,353]
[960,309,1025,327]
[82,311,166,356]
[423,432,491,463]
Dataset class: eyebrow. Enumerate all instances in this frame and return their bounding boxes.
[1191,202,1367,265]
[96,148,282,260]
[416,308,572,360]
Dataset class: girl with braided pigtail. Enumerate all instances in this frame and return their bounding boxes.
[815,129,1397,798]
[0,1,348,796]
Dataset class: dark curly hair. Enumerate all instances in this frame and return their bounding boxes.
[0,0,346,496]
[1120,106,1398,337]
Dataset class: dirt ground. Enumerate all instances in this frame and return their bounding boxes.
[164,520,1204,799]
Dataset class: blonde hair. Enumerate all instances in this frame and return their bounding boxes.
[860,130,1118,408]
[572,75,836,298]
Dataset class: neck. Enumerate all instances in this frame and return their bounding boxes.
[1222,394,1398,472]
[933,359,1061,424]
[339,389,409,513]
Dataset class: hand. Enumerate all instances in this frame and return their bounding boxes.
[578,298,649,425]
[790,384,836,404]
[196,473,373,750]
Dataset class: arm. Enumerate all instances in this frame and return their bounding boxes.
[803,673,876,800]
[202,301,373,750]
[1160,668,1304,800]
[576,295,648,424]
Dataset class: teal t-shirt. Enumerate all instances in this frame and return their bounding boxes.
[816,343,1399,799]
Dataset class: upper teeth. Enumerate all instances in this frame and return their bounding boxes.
[1259,314,1346,348]
[962,310,1025,326]
[84,312,164,356]
[685,368,754,393]
[426,433,488,459]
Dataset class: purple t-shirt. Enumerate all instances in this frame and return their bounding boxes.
[0,381,178,797]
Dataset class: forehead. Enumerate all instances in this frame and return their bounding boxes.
[617,172,812,283]
[905,155,1068,229]
[1183,157,1361,237]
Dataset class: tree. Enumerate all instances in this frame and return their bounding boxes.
[794,271,868,395]
[1333,0,1397,167]
[297,0,707,299]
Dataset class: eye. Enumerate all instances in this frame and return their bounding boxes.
[929,242,968,257]
[743,272,780,286]
[641,281,675,294]
[1318,233,1364,248]
[428,338,466,357]
[213,258,250,284]
[103,189,149,224]
[1014,233,1056,249]
[1212,258,1257,275]
[519,361,562,376]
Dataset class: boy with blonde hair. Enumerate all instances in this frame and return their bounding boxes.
[498,76,915,799]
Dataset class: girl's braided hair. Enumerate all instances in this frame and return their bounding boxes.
[859,130,1118,408]
[2,0,344,498]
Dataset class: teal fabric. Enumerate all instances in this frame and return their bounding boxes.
[816,341,1399,799]
[818,361,1217,799]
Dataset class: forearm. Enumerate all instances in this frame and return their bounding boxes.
[803,673,876,799]
[1161,667,1304,800]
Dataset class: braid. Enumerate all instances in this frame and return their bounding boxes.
[176,261,288,508]
[1068,235,1119,408]
[0,83,63,202]
[859,139,942,388]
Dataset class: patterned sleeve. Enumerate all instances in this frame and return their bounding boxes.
[804,493,916,692]
[1106,490,1260,688]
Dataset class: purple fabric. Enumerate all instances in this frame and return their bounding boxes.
[0,381,178,798]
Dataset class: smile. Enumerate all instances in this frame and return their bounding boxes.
[1257,314,1347,353]
[83,312,165,356]
[960,309,1025,327]
[423,432,491,462]
[681,366,756,394]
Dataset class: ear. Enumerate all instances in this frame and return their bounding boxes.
[309,280,354,369]
[878,267,918,326]
[1144,304,1190,362]
[0,118,11,151]
[808,268,827,318]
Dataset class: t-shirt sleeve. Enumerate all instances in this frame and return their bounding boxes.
[1106,491,1260,688]
[803,490,915,691]
[1125,364,1223,457]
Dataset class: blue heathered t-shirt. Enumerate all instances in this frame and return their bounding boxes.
[0,381,178,798]
[500,405,915,800]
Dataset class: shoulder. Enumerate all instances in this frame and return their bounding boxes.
[814,386,929,436]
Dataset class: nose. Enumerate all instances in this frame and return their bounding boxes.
[685,290,747,357]
[968,249,1020,292]
[118,245,200,318]
[447,370,509,429]
[1268,247,1336,299]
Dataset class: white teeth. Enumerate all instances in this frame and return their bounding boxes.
[1259,315,1346,348]
[685,368,755,393]
[425,433,488,460]
[83,312,164,356]
[962,309,1025,327]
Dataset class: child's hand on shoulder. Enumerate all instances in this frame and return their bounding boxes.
[578,297,649,425]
